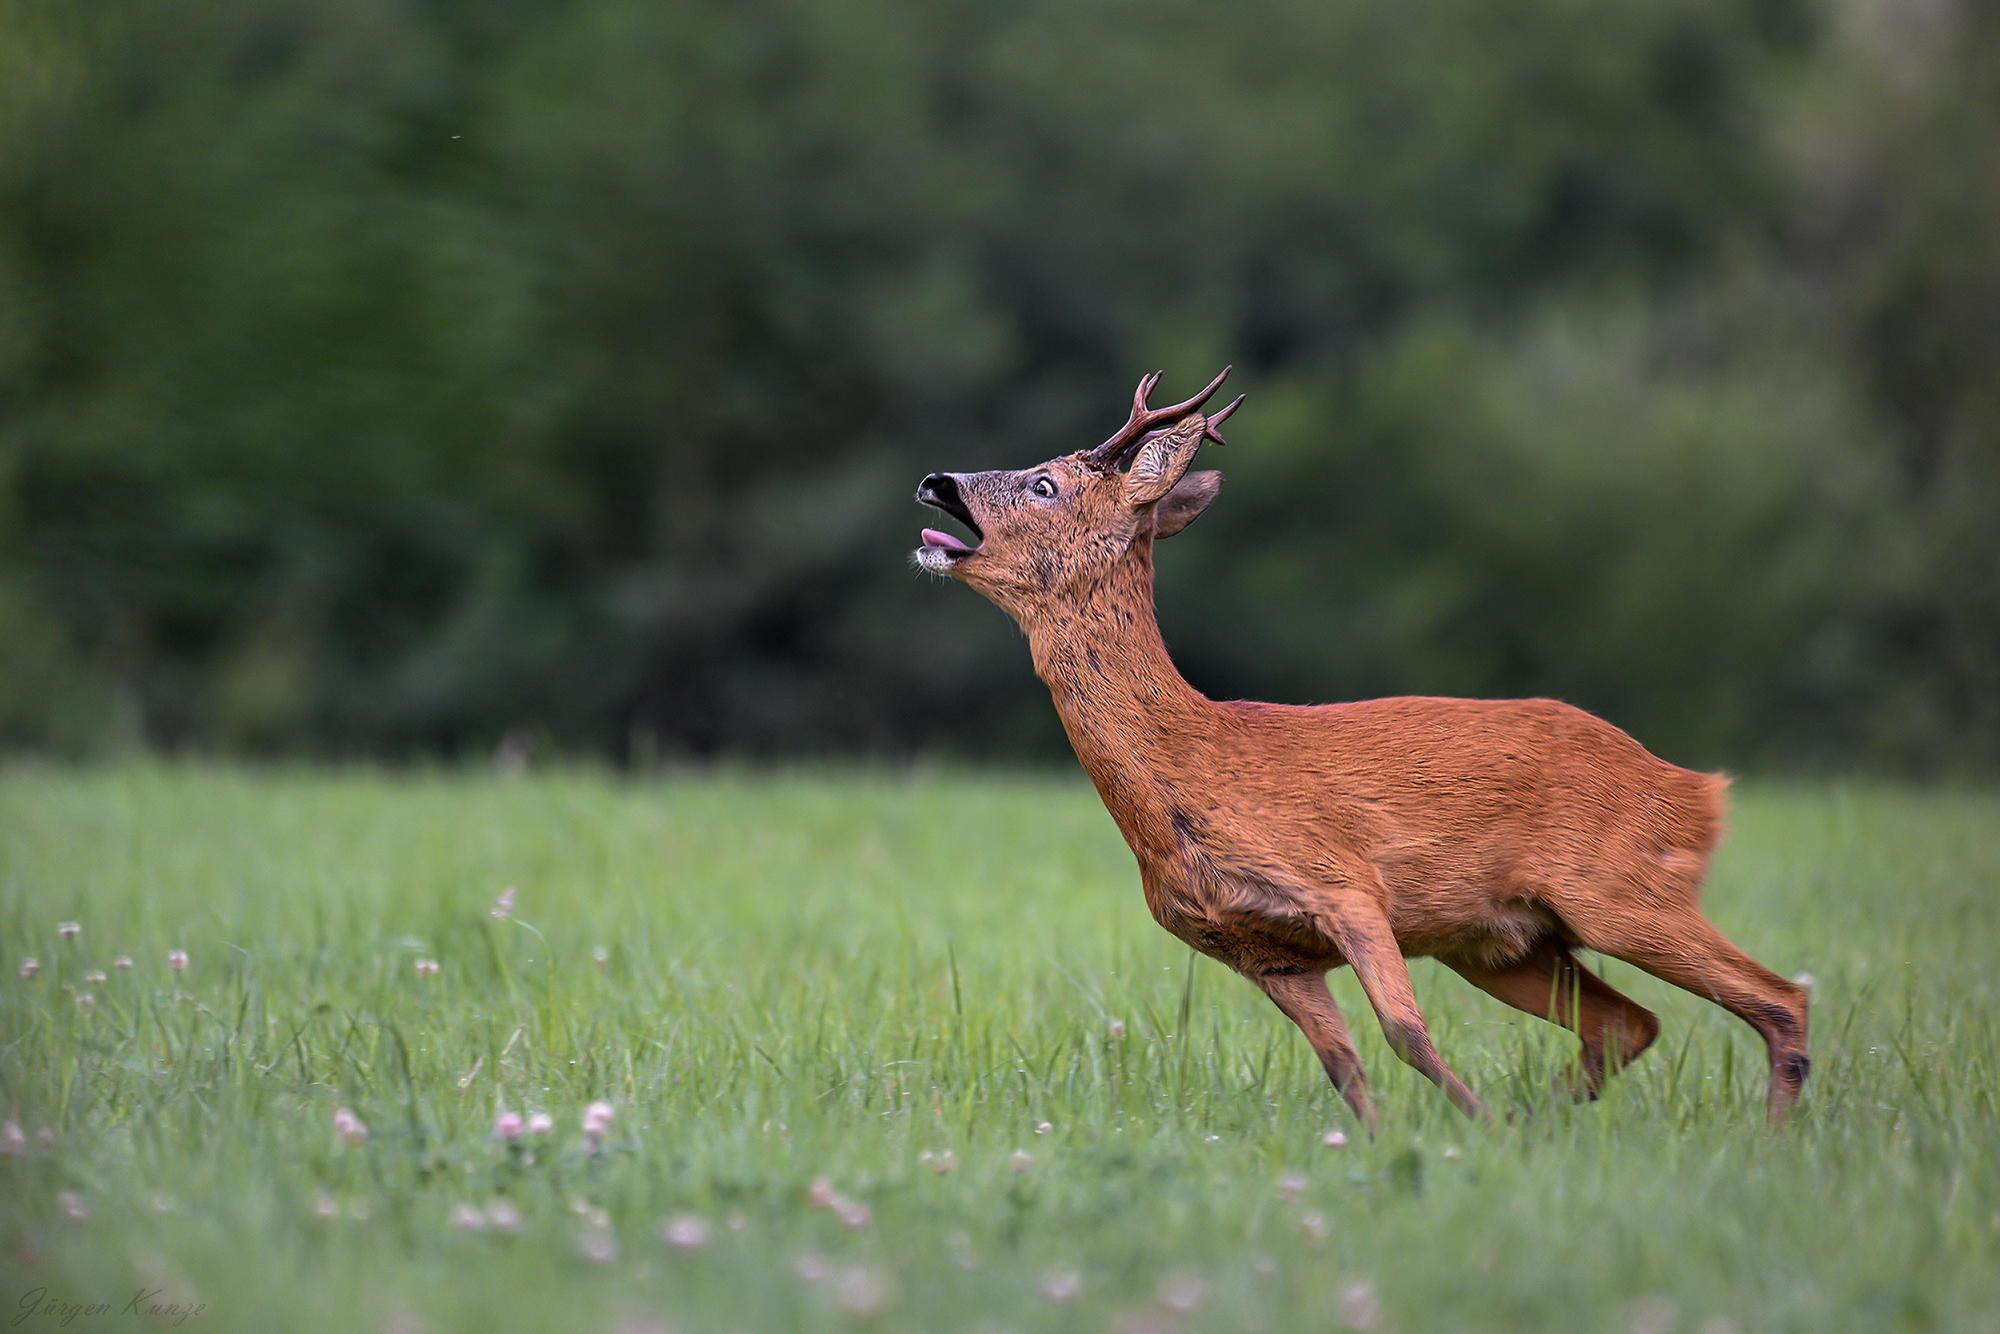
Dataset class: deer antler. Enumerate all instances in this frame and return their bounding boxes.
[1084,367,1238,470]
[1203,392,1246,446]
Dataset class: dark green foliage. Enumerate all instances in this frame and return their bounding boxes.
[0,0,1992,766]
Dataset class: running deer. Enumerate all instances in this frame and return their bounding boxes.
[913,368,1810,1127]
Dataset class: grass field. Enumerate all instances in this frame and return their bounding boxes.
[1,763,1996,1333]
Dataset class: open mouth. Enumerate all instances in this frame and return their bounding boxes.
[920,527,976,555]
[915,476,982,560]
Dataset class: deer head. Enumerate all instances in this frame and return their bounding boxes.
[912,368,1242,626]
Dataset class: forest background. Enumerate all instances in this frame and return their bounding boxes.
[3,0,1995,773]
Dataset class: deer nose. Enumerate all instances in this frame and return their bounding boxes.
[917,473,960,506]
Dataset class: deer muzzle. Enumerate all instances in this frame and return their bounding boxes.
[914,473,983,571]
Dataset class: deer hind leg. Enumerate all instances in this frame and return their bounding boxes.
[1254,970,1381,1135]
[1441,937,1659,1100]
[1326,906,1489,1121]
[1573,911,1810,1124]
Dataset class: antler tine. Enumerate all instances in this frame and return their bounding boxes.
[1087,366,1234,468]
[1091,369,1165,465]
[1203,393,1246,445]
[1133,370,1164,417]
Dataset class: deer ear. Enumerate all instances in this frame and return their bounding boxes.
[1155,470,1223,538]
[1124,419,1205,507]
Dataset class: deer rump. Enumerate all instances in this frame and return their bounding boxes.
[913,367,1809,1128]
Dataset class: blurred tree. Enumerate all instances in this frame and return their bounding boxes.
[0,0,1990,768]
[1769,0,2000,766]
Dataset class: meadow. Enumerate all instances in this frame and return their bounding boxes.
[1,762,1995,1333]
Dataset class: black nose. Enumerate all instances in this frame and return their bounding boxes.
[917,473,960,505]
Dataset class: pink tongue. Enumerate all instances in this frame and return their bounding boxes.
[921,528,971,552]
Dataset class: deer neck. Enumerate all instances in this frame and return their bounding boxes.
[1023,549,1216,827]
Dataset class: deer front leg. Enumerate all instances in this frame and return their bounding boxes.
[1254,970,1381,1135]
[1325,901,1489,1121]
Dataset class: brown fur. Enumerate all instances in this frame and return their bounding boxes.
[914,380,1810,1127]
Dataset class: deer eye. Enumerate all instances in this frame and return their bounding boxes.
[1029,475,1058,499]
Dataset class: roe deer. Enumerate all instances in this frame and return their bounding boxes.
[913,368,1810,1128]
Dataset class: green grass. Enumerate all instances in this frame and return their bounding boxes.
[2,763,1997,1333]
